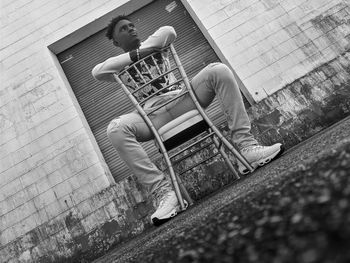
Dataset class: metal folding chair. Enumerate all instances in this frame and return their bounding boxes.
[113,44,253,211]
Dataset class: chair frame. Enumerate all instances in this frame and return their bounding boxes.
[113,44,253,210]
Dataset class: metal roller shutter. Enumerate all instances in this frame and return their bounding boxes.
[58,0,244,182]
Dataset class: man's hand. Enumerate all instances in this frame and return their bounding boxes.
[129,47,162,63]
[139,47,162,59]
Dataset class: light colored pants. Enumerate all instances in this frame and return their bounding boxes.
[107,63,257,194]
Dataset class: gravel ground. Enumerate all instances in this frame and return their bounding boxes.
[94,116,350,263]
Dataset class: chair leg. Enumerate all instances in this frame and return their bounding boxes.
[175,174,194,206]
[216,132,254,173]
[213,136,240,180]
[163,155,193,208]
[162,153,187,210]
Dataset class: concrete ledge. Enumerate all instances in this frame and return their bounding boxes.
[0,178,154,263]
[249,50,350,148]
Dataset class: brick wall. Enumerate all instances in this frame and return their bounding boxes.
[186,0,349,101]
[0,0,153,262]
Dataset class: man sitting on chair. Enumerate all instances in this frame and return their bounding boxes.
[92,15,284,226]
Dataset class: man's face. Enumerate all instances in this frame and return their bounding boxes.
[113,19,140,51]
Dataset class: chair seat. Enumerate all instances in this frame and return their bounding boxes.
[158,110,209,150]
[158,110,202,140]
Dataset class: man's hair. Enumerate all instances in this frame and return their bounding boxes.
[105,15,131,40]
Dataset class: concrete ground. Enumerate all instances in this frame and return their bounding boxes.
[94,116,350,263]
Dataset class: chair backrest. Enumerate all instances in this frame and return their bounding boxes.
[114,44,191,115]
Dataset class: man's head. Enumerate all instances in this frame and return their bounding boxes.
[106,15,141,52]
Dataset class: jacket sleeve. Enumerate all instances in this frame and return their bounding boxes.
[141,26,177,49]
[91,26,177,82]
[91,53,132,82]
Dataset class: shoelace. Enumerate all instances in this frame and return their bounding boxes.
[159,193,173,209]
[153,189,172,208]
[242,145,264,153]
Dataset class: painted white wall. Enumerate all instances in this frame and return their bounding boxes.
[0,0,130,248]
[185,0,349,101]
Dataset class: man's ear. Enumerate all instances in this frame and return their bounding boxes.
[113,39,119,47]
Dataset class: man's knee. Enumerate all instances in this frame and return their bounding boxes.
[107,117,130,142]
[207,62,232,79]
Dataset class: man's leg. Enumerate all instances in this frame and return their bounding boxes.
[107,112,171,194]
[163,62,283,173]
[107,111,183,225]
[163,62,257,147]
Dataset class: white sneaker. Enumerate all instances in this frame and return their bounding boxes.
[238,143,284,175]
[151,190,187,226]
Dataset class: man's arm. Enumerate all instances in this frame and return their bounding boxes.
[92,26,177,82]
[92,53,131,82]
[141,26,176,49]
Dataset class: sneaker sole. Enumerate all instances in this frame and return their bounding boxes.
[152,200,188,226]
[239,144,285,175]
[152,210,178,226]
